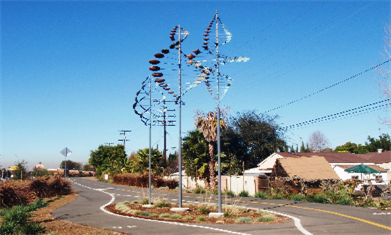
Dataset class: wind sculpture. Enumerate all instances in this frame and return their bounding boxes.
[132,11,249,212]
[133,16,249,123]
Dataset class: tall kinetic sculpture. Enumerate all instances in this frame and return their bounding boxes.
[133,11,249,211]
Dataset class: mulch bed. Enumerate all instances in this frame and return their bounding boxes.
[106,202,291,225]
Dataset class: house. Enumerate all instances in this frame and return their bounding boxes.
[252,151,391,183]
[270,156,340,180]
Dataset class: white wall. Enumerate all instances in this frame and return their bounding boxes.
[164,175,259,196]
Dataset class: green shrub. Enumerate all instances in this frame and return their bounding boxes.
[254,191,268,199]
[194,187,207,194]
[197,205,211,214]
[139,198,149,205]
[257,214,275,222]
[149,213,158,218]
[255,209,266,215]
[182,215,192,221]
[290,194,306,201]
[338,196,353,205]
[169,214,182,219]
[238,191,249,197]
[224,190,235,197]
[235,217,252,223]
[0,199,48,235]
[311,194,328,204]
[159,213,170,218]
[140,211,150,216]
[271,194,283,199]
[196,216,206,221]
[154,199,168,208]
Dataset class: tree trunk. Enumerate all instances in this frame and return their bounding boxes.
[208,142,216,190]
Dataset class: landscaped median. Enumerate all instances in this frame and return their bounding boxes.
[106,197,291,225]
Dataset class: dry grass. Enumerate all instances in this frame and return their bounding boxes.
[107,199,291,225]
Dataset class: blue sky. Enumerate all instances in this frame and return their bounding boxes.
[1,0,390,170]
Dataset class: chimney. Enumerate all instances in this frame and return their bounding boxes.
[378,149,382,153]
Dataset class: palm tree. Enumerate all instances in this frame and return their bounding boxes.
[182,130,209,188]
[195,111,227,189]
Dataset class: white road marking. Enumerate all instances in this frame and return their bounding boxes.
[72,179,310,235]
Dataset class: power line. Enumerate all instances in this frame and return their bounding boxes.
[265,59,390,113]
[282,99,391,131]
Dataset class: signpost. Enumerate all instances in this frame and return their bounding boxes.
[60,147,72,177]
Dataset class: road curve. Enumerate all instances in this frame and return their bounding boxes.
[53,178,391,235]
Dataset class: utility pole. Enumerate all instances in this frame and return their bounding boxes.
[153,99,176,167]
[105,142,114,146]
[118,130,131,149]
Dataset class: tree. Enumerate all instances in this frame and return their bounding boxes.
[165,151,178,175]
[222,110,286,169]
[82,164,96,172]
[194,111,227,189]
[334,142,358,153]
[365,134,391,152]
[221,126,247,175]
[308,130,330,152]
[300,141,310,152]
[12,160,28,180]
[131,148,163,175]
[60,160,82,170]
[89,144,127,177]
[182,130,210,186]
[378,25,391,126]
[33,168,49,177]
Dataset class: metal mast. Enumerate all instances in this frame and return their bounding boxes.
[178,25,183,208]
[148,77,152,206]
[215,10,222,214]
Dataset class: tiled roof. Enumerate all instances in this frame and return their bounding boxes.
[368,151,391,164]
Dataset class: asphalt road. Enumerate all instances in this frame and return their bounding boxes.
[53,178,391,235]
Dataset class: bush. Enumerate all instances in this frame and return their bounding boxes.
[0,180,31,208]
[254,191,268,199]
[169,214,182,219]
[311,194,328,204]
[257,214,275,222]
[235,217,252,223]
[0,176,72,208]
[159,213,170,218]
[139,198,149,205]
[0,199,48,234]
[196,216,206,221]
[224,190,235,197]
[238,191,249,197]
[153,199,168,208]
[197,205,211,214]
[290,194,306,201]
[194,186,207,194]
[112,173,178,189]
[140,211,150,216]
[182,215,192,221]
[149,213,158,218]
[271,194,283,199]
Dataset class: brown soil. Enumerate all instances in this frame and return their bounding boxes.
[106,202,291,225]
[28,194,130,235]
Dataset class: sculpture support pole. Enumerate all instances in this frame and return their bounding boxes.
[216,10,222,214]
[178,25,183,208]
